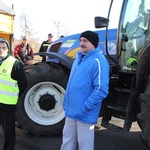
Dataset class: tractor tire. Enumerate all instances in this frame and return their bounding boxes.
[16,62,70,136]
[137,77,150,149]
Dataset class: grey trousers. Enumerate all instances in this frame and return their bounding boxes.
[60,117,94,150]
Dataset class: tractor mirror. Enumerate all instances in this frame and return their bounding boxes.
[94,17,109,28]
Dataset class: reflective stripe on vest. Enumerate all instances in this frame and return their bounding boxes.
[0,56,19,105]
[43,43,50,47]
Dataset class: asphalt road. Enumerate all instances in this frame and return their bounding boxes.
[0,117,149,150]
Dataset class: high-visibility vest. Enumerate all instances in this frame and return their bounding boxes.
[0,56,19,105]
[127,56,138,66]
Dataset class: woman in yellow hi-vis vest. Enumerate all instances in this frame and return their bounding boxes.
[0,38,28,150]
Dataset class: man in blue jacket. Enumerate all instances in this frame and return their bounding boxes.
[60,31,110,150]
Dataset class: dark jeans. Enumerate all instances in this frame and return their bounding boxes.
[0,111,16,150]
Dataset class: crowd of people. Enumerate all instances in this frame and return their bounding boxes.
[0,34,53,149]
[13,33,55,64]
[0,30,109,150]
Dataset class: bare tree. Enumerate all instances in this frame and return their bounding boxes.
[18,13,34,39]
[53,20,69,38]
[53,20,62,38]
[15,13,40,53]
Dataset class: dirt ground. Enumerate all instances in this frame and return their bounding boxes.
[0,117,149,150]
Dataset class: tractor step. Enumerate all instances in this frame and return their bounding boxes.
[101,122,123,132]
[113,87,131,93]
[107,105,126,113]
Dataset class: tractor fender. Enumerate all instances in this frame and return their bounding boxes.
[34,52,74,69]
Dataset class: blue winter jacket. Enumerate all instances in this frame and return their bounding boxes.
[63,47,110,124]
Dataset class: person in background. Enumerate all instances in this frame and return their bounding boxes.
[24,55,33,66]
[0,38,28,150]
[14,36,33,64]
[39,33,53,62]
[60,35,65,38]
[60,31,110,150]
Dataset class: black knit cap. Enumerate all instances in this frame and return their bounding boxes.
[48,33,53,37]
[0,38,10,49]
[80,30,99,48]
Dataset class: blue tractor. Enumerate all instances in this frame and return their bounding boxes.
[16,0,150,148]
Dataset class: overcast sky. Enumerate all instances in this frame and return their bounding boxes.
[1,0,123,41]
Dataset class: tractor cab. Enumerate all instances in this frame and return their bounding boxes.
[94,0,150,148]
[95,0,150,74]
[118,0,150,74]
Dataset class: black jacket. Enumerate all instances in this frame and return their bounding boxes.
[39,40,52,62]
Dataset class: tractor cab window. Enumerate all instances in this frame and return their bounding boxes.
[119,0,150,73]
